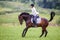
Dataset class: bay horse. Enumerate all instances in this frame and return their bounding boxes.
[18,12,55,37]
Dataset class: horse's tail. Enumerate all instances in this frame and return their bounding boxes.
[49,12,55,22]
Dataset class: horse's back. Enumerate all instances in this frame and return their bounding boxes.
[39,18,49,27]
[41,18,48,22]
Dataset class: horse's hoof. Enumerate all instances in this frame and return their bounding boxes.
[39,36,42,37]
[44,36,46,37]
[22,36,25,37]
[22,35,25,37]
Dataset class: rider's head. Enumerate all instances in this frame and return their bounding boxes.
[30,4,34,8]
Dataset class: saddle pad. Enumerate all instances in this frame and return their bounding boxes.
[31,17,41,24]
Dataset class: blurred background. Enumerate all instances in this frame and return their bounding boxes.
[0,0,60,40]
[0,0,60,25]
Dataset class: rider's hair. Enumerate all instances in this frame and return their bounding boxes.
[31,4,34,7]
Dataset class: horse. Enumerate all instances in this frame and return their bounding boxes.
[18,12,55,37]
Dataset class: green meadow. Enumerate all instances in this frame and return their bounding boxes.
[0,1,60,40]
[0,12,60,40]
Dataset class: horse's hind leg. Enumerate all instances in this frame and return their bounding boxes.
[40,30,44,37]
[40,26,47,37]
[22,28,28,37]
[45,30,48,37]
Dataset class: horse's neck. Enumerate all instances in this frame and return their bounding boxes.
[23,15,31,21]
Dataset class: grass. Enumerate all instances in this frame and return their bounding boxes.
[0,13,19,23]
[0,12,60,40]
[0,24,60,40]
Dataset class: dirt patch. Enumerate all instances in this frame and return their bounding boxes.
[49,23,60,27]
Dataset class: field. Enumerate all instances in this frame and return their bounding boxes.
[0,1,60,40]
[0,24,60,40]
[0,12,60,40]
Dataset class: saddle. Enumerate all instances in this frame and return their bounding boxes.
[31,15,41,24]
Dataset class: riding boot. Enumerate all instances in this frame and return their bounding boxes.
[34,21,37,27]
[33,21,36,27]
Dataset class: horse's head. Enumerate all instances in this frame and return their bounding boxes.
[18,15,23,25]
[18,12,30,25]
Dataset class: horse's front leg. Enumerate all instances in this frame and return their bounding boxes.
[22,27,28,37]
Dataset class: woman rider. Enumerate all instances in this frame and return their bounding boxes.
[30,4,39,26]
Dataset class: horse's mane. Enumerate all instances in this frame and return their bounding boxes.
[20,12,30,16]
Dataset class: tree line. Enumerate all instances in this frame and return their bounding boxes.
[0,0,60,9]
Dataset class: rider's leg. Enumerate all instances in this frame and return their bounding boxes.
[33,16,37,26]
[34,16,37,25]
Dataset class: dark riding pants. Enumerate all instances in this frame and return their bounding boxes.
[33,15,39,25]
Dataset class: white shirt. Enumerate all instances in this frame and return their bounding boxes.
[31,7,39,16]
